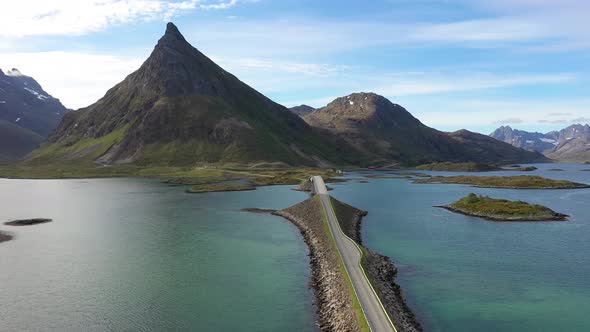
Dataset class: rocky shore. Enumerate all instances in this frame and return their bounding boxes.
[273,196,362,332]
[4,218,53,226]
[274,193,422,332]
[0,231,13,243]
[330,198,422,332]
[437,205,568,222]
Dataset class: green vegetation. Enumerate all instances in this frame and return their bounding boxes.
[441,193,567,221]
[27,125,130,164]
[417,175,589,189]
[0,120,44,161]
[186,183,255,193]
[416,162,499,172]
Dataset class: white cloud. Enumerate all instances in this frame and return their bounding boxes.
[0,52,144,109]
[413,98,590,129]
[373,72,575,97]
[0,0,238,37]
[213,57,347,76]
[200,0,237,9]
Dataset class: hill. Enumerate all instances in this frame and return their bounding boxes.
[0,120,44,161]
[304,93,545,165]
[28,23,358,167]
[289,105,315,117]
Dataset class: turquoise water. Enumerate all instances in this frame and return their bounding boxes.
[331,163,590,332]
[0,179,316,332]
[2,164,589,331]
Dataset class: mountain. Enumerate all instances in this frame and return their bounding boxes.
[490,124,590,161]
[490,126,557,152]
[0,68,68,160]
[29,23,357,166]
[304,92,546,165]
[0,120,44,161]
[289,105,315,117]
[0,68,68,137]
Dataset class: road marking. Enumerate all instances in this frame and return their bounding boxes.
[312,175,398,332]
[326,199,398,332]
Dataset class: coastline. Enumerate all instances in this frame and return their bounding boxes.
[271,194,422,332]
[272,197,363,331]
[330,198,422,332]
[437,205,568,222]
[0,231,13,243]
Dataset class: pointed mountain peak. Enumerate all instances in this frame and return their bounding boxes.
[162,22,186,42]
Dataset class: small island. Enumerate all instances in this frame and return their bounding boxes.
[438,193,568,221]
[4,218,53,226]
[241,208,276,214]
[416,175,590,189]
[186,184,256,193]
[0,231,13,243]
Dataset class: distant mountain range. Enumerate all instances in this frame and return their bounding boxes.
[23,23,546,167]
[490,124,590,161]
[0,68,68,160]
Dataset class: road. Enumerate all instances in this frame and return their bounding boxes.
[311,176,397,332]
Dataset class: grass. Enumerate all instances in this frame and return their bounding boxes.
[417,175,589,189]
[318,196,371,332]
[27,125,130,164]
[416,162,499,172]
[443,193,567,221]
[0,163,344,186]
[186,183,255,193]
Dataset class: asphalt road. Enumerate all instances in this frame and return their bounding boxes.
[311,176,397,332]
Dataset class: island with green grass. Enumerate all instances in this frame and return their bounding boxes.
[416,175,589,189]
[438,193,568,221]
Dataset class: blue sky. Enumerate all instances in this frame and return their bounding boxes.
[1,0,589,134]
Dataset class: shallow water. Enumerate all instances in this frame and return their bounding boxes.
[0,179,316,332]
[2,163,589,332]
[331,163,590,332]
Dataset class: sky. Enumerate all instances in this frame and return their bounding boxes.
[1,0,589,134]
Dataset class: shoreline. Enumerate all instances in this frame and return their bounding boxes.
[330,198,422,332]
[270,195,422,332]
[437,205,568,222]
[4,218,53,226]
[272,197,363,331]
[0,231,13,243]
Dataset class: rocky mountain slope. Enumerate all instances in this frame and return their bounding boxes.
[304,93,546,165]
[0,120,44,161]
[490,124,590,161]
[0,68,68,160]
[289,104,315,117]
[29,23,358,166]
